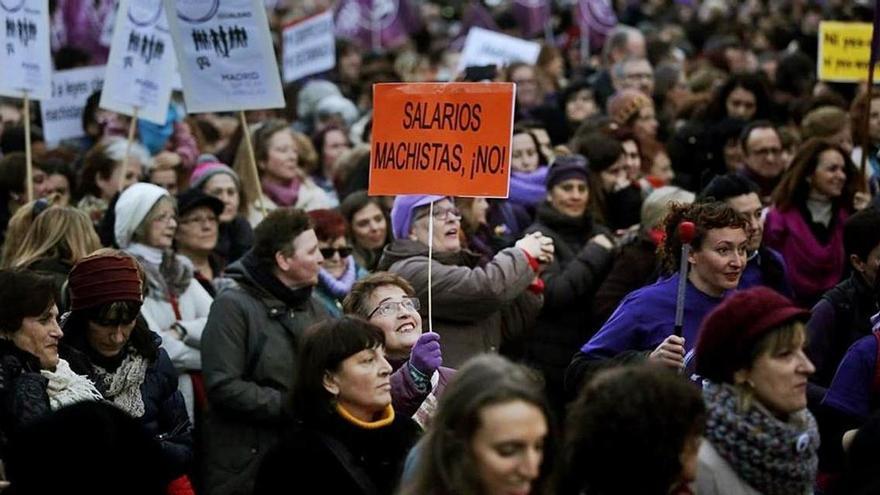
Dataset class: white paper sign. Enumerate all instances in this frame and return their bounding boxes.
[164,0,285,113]
[41,65,106,145]
[282,11,335,83]
[0,0,52,99]
[100,0,175,124]
[457,27,541,72]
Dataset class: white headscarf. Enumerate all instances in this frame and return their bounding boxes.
[114,182,169,248]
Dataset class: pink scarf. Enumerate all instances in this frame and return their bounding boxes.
[261,177,302,207]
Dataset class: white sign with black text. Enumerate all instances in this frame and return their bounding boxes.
[456,27,541,73]
[40,65,105,145]
[282,10,335,83]
[164,0,285,113]
[0,0,52,99]
[100,0,175,124]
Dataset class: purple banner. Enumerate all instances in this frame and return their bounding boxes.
[333,0,421,51]
[511,0,550,39]
[575,0,617,36]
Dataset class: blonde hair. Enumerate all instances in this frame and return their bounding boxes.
[9,207,101,269]
[0,194,64,268]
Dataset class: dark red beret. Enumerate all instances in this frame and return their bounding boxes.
[695,286,809,383]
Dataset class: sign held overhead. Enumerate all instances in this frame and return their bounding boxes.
[369,83,515,198]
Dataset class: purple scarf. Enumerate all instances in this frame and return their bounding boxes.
[261,177,302,207]
[509,166,548,208]
[318,256,358,299]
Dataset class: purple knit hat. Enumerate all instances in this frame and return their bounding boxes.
[189,154,240,191]
[390,195,447,239]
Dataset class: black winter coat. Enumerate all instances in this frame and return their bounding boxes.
[61,319,193,481]
[254,411,419,495]
[524,203,614,411]
[0,340,51,459]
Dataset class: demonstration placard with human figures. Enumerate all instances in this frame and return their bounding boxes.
[164,0,284,113]
[369,83,515,198]
[100,0,176,124]
[0,0,52,100]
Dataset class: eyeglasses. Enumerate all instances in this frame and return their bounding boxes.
[179,214,218,226]
[152,212,177,224]
[367,297,420,319]
[320,246,353,258]
[416,206,462,222]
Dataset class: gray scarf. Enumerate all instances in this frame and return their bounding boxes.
[703,382,819,495]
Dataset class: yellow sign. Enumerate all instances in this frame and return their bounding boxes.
[818,21,880,82]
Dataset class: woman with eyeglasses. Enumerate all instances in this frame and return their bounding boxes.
[114,183,214,423]
[344,272,456,426]
[307,209,368,317]
[174,188,226,296]
[765,138,866,308]
[523,154,616,413]
[378,195,553,367]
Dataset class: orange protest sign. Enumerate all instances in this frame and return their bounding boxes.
[369,82,515,197]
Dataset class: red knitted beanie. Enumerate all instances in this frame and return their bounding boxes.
[68,252,144,311]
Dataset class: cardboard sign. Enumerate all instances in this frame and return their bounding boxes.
[369,83,515,198]
[100,0,175,124]
[282,11,335,83]
[41,65,105,145]
[457,27,541,72]
[818,21,880,82]
[0,0,52,99]
[164,0,285,113]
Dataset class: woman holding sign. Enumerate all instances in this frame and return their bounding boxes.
[377,195,552,367]
[233,120,334,226]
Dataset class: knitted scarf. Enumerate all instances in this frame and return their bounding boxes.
[509,166,548,207]
[318,256,358,299]
[703,382,819,495]
[40,358,104,410]
[127,243,193,298]
[93,350,149,418]
[262,177,302,207]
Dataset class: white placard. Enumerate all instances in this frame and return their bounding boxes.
[41,65,106,145]
[456,27,541,72]
[164,0,285,113]
[281,10,335,83]
[0,0,52,99]
[100,0,175,125]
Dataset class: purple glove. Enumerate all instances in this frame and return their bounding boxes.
[409,332,442,376]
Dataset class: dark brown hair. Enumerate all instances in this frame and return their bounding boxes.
[770,138,858,211]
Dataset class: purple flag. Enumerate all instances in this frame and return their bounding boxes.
[511,0,551,39]
[575,0,617,35]
[334,0,422,51]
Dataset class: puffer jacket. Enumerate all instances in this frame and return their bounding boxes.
[199,258,330,495]
[377,240,541,367]
[61,321,193,481]
[524,203,614,410]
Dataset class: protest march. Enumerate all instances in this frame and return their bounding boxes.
[2,0,880,494]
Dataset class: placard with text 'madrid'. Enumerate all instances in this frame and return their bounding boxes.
[163,0,284,113]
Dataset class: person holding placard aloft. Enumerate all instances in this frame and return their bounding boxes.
[233,120,334,227]
[377,195,553,368]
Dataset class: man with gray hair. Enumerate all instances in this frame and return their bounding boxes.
[611,56,655,98]
[591,25,647,107]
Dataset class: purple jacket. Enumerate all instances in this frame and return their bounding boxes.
[579,273,726,359]
[389,357,455,420]
[764,206,847,307]
[822,334,878,420]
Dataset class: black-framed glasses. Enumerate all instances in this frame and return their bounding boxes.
[320,246,353,258]
[415,206,462,222]
[367,297,420,319]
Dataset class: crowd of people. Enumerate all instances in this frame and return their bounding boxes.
[2,0,880,494]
